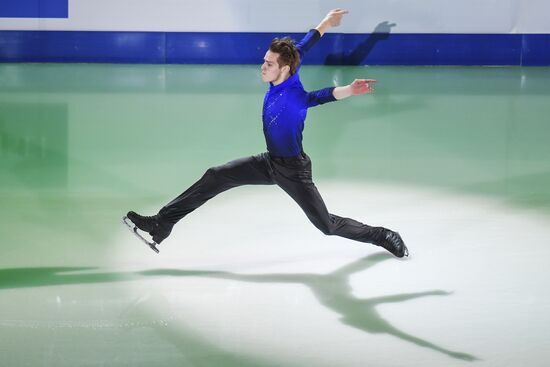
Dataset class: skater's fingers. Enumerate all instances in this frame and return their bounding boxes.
[352,79,377,85]
[356,79,377,84]
[331,8,349,14]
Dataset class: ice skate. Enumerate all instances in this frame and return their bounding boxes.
[123,211,172,253]
[371,227,409,258]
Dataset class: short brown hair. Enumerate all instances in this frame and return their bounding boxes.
[269,37,301,75]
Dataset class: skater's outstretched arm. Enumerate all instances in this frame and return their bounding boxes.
[306,79,377,107]
[307,10,378,103]
[332,78,378,100]
[315,8,349,36]
[296,9,349,59]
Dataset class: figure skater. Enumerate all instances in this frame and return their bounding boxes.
[124,9,408,258]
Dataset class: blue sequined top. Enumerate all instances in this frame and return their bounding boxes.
[262,29,337,157]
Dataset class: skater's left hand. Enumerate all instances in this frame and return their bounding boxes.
[350,79,377,95]
[322,8,349,28]
[316,8,349,36]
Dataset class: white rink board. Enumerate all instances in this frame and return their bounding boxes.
[1,0,549,33]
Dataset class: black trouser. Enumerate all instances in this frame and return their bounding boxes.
[158,152,382,244]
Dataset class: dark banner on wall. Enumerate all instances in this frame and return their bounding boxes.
[0,0,68,18]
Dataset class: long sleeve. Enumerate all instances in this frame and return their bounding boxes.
[296,29,322,61]
[307,87,337,108]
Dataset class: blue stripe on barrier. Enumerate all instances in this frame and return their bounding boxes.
[522,34,550,66]
[0,31,548,65]
[0,31,165,63]
[0,0,68,18]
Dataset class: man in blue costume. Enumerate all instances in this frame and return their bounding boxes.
[125,9,408,258]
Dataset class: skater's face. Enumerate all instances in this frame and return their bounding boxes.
[261,50,290,85]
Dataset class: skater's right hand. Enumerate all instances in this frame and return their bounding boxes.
[350,79,377,95]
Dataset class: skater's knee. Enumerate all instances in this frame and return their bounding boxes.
[315,221,334,236]
[203,166,233,189]
[205,166,221,177]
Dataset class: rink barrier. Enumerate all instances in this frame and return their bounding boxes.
[0,31,549,65]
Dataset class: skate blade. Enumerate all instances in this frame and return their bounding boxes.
[122,216,160,253]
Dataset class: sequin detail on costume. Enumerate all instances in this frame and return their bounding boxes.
[264,91,287,129]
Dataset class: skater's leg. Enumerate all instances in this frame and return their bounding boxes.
[159,153,273,225]
[279,179,369,240]
[284,182,407,257]
[272,154,408,257]
[127,154,273,245]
